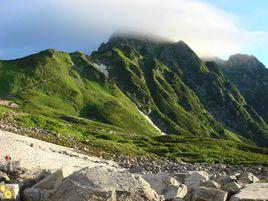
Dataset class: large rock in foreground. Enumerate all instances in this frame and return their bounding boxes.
[24,166,160,201]
[230,183,268,201]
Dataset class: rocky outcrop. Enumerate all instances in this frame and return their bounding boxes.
[24,166,160,201]
[19,166,268,201]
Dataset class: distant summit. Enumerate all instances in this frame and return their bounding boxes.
[227,53,266,70]
[211,53,268,122]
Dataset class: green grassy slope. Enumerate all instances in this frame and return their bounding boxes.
[0,37,267,165]
[92,35,268,146]
[92,38,226,139]
[0,49,161,138]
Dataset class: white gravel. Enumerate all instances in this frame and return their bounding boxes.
[0,129,119,173]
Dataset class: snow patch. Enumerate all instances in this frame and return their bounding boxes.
[93,63,109,77]
[138,109,166,135]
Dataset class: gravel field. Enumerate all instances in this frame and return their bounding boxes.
[0,129,118,173]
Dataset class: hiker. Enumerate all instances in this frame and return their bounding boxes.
[4,155,12,172]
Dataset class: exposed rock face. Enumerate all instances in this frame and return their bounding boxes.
[230,183,268,201]
[24,166,160,201]
[227,54,266,70]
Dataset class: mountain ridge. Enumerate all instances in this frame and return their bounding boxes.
[92,35,268,146]
[0,34,268,164]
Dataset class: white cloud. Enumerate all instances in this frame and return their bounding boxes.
[0,0,267,61]
[54,0,264,58]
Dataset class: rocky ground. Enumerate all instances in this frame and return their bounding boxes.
[0,129,267,200]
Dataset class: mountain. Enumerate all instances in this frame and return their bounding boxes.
[0,34,268,164]
[212,54,268,122]
[0,49,161,138]
[91,35,268,146]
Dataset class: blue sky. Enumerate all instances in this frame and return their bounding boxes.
[0,0,267,66]
[201,0,268,65]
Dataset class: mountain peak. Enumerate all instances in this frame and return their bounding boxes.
[109,32,172,44]
[227,53,266,70]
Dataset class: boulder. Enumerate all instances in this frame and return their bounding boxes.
[222,181,242,194]
[142,172,187,200]
[23,168,73,201]
[184,171,209,189]
[142,172,175,195]
[172,173,191,183]
[200,180,221,189]
[34,169,52,183]
[24,166,160,201]
[230,183,268,201]
[238,172,260,184]
[216,175,237,186]
[190,187,227,201]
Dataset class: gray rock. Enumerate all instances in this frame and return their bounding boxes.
[230,183,268,201]
[238,172,260,184]
[191,187,228,201]
[164,184,187,200]
[200,180,221,189]
[184,171,209,189]
[0,170,10,182]
[34,169,52,183]
[23,168,73,201]
[216,175,237,186]
[88,190,116,201]
[172,173,191,183]
[25,166,161,201]
[142,172,187,200]
[222,181,242,194]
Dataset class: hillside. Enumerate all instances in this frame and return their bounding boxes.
[92,35,268,146]
[213,54,268,123]
[0,49,162,139]
[0,35,267,165]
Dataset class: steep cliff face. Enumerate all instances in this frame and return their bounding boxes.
[92,35,268,146]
